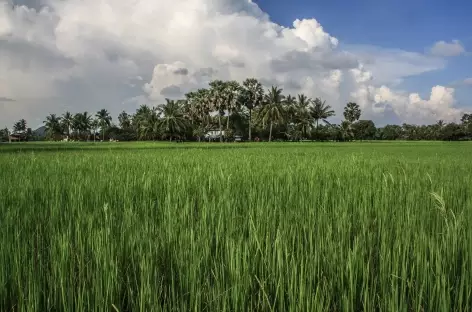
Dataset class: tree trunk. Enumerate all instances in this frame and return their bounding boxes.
[102,129,105,141]
[269,121,273,142]
[169,136,172,142]
[218,115,223,143]
[248,109,252,141]
[226,111,230,130]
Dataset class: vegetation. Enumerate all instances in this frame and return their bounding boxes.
[0,141,471,311]
[2,79,471,143]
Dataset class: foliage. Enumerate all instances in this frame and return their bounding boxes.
[240,78,264,141]
[4,79,472,143]
[311,97,336,129]
[0,128,9,142]
[156,99,189,140]
[44,114,63,140]
[258,86,286,142]
[352,120,377,140]
[343,102,361,123]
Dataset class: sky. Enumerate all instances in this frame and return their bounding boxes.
[0,0,471,129]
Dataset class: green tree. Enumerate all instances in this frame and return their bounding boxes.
[223,81,242,132]
[461,113,472,137]
[209,80,227,142]
[380,125,403,140]
[0,127,9,142]
[118,111,132,129]
[13,119,27,141]
[96,109,112,141]
[133,105,154,140]
[91,118,99,142]
[240,78,264,141]
[259,86,285,142]
[73,112,92,140]
[61,112,73,138]
[157,99,188,141]
[294,94,313,139]
[343,102,361,124]
[352,120,376,140]
[44,114,63,140]
[311,98,335,129]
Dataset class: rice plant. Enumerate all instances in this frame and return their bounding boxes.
[0,142,471,311]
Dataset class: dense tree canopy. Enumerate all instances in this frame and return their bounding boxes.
[2,78,472,143]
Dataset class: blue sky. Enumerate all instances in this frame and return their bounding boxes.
[255,0,472,107]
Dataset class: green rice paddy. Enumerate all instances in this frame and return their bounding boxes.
[0,142,471,311]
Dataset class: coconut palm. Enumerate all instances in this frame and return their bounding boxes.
[91,119,99,142]
[283,95,297,121]
[259,86,286,142]
[13,119,27,141]
[73,112,92,140]
[311,98,335,129]
[241,78,264,141]
[44,114,63,140]
[118,111,131,129]
[156,99,188,141]
[61,111,73,138]
[96,109,112,141]
[186,89,213,138]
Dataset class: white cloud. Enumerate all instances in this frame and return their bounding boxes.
[430,40,466,57]
[354,85,461,124]
[0,0,464,128]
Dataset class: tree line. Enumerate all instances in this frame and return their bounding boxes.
[2,78,472,142]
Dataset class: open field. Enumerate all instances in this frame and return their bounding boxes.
[1,142,471,311]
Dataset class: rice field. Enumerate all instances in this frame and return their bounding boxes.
[0,141,471,311]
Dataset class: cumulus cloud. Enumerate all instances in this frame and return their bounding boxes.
[0,0,464,128]
[429,40,466,57]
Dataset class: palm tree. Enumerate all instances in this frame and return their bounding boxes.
[186,89,213,139]
[259,86,286,142]
[118,111,131,129]
[12,119,27,141]
[157,99,188,141]
[61,111,73,138]
[224,81,242,133]
[91,119,99,142]
[297,94,311,112]
[284,95,297,121]
[133,105,153,140]
[311,98,335,129]
[96,109,112,141]
[209,80,226,142]
[241,78,264,141]
[73,112,92,140]
[295,94,313,138]
[343,102,361,124]
[44,114,63,140]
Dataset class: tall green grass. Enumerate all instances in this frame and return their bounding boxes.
[1,142,471,311]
